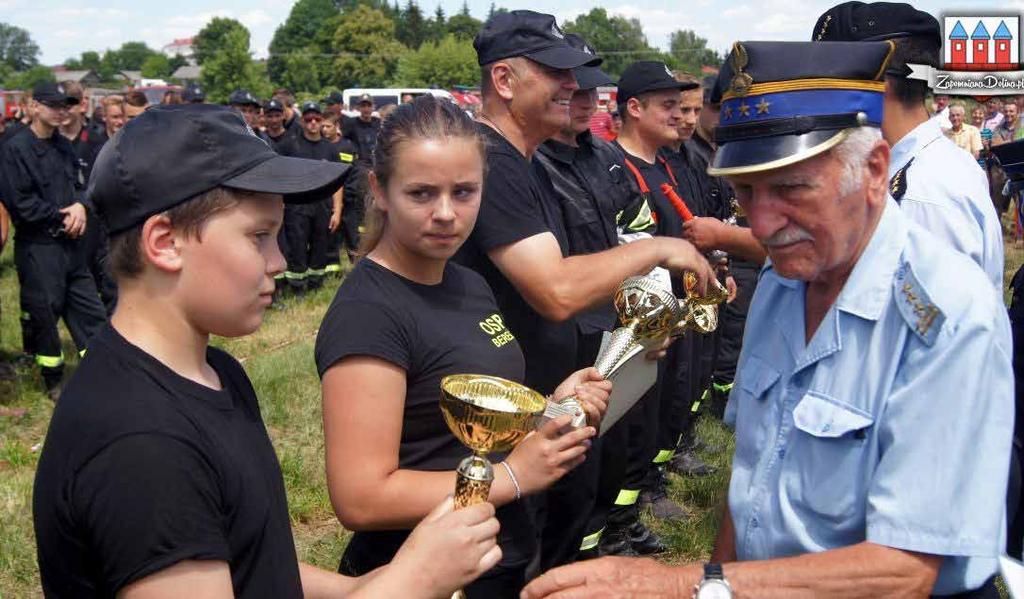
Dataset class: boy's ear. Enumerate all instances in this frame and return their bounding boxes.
[140,214,184,274]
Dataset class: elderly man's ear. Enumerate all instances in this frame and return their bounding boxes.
[865,140,891,205]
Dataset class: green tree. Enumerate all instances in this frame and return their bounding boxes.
[6,65,53,90]
[563,8,666,78]
[200,26,263,103]
[107,41,158,71]
[396,0,427,49]
[393,34,477,88]
[268,0,338,84]
[140,54,172,78]
[279,46,324,94]
[0,23,39,71]
[446,2,480,40]
[194,17,249,65]
[168,53,189,74]
[668,29,721,76]
[330,5,406,88]
[426,5,446,43]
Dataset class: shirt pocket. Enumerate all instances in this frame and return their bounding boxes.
[785,390,874,525]
[728,355,781,466]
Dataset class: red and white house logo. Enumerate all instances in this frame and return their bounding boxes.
[909,15,1024,96]
[943,16,1019,71]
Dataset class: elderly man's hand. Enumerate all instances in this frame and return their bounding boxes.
[520,557,699,599]
[682,217,727,252]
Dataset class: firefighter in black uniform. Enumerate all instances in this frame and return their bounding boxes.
[1,82,106,399]
[275,101,343,294]
[227,88,261,129]
[534,35,669,561]
[320,112,357,270]
[343,93,381,167]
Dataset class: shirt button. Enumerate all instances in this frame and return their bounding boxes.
[778,448,786,458]
[751,517,759,528]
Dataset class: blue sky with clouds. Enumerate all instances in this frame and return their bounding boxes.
[8,0,1024,66]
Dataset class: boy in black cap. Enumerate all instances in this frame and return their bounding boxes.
[275,101,343,294]
[811,1,1004,293]
[457,9,715,571]
[228,88,261,128]
[0,81,107,399]
[182,82,205,104]
[323,90,344,119]
[260,98,291,149]
[33,104,502,598]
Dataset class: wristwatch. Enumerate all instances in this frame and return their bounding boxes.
[693,563,733,599]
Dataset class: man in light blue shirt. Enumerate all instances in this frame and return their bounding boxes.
[814,1,1004,294]
[522,39,1012,599]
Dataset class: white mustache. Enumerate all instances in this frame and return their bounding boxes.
[763,226,813,247]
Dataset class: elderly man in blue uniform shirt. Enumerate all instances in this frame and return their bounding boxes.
[813,2,1004,294]
[522,39,1012,599]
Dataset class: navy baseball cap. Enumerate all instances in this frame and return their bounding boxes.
[323,91,344,105]
[565,34,612,90]
[812,2,940,45]
[88,104,349,234]
[263,99,284,113]
[228,88,260,107]
[33,82,79,107]
[475,10,601,69]
[617,61,698,106]
[183,83,205,103]
[300,101,322,115]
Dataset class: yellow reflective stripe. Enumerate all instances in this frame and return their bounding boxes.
[627,201,656,231]
[690,400,702,413]
[653,449,674,464]
[20,311,30,321]
[78,349,86,358]
[284,271,307,280]
[701,387,711,401]
[306,268,326,276]
[36,353,64,368]
[713,381,733,393]
[274,273,285,280]
[339,152,354,163]
[324,264,341,273]
[579,527,604,551]
[357,225,366,233]
[614,489,640,506]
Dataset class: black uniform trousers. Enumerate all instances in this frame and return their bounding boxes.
[712,261,759,391]
[15,238,106,385]
[81,216,117,314]
[283,202,329,291]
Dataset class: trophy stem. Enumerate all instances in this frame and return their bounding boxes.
[593,321,640,378]
[454,452,494,509]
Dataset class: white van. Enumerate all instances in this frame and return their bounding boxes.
[341,88,453,111]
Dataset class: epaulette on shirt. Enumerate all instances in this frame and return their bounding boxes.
[889,158,913,203]
[894,260,945,346]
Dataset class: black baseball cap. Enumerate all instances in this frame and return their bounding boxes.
[183,83,205,103]
[33,82,79,107]
[565,34,612,90]
[355,93,373,105]
[617,61,698,106]
[228,88,260,107]
[812,2,940,45]
[475,10,601,69]
[323,91,344,105]
[87,104,349,234]
[263,99,284,113]
[300,101,322,115]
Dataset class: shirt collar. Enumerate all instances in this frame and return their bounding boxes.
[889,118,942,174]
[833,199,905,321]
[540,138,578,164]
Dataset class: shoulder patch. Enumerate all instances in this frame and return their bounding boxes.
[894,260,945,346]
[889,157,913,203]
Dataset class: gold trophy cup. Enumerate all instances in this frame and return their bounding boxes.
[440,374,547,509]
[440,375,546,599]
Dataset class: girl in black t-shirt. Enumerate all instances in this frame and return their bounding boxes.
[315,96,612,598]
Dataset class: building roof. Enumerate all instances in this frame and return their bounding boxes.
[120,70,142,81]
[949,21,968,40]
[53,69,96,83]
[994,21,1013,40]
[971,21,991,40]
[171,65,202,80]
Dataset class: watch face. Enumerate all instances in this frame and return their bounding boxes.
[697,580,733,599]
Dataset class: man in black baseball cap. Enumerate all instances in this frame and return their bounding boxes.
[457,9,716,573]
[0,80,105,398]
[323,90,344,118]
[228,88,260,128]
[811,2,1004,293]
[259,98,291,149]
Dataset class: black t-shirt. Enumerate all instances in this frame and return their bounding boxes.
[260,128,292,152]
[342,116,381,167]
[453,123,578,394]
[616,143,686,240]
[278,134,342,207]
[314,258,535,570]
[33,324,302,598]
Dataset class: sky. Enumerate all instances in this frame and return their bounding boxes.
[9,0,1024,66]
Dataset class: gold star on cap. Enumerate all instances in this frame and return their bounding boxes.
[756,98,771,114]
[738,102,750,117]
[723,105,734,120]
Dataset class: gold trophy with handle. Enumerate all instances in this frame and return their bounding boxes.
[440,374,546,599]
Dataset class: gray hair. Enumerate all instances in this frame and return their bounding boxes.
[833,127,882,197]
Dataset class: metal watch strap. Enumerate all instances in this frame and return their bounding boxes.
[704,563,724,580]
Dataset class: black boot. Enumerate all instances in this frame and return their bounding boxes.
[628,520,667,555]
[639,466,688,521]
[597,524,640,557]
[667,449,715,477]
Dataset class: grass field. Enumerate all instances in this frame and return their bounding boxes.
[0,223,1019,598]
